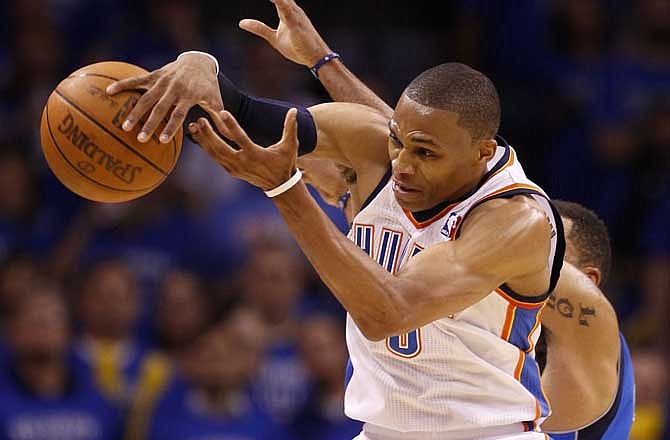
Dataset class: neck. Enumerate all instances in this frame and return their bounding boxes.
[15,357,67,398]
[411,163,487,222]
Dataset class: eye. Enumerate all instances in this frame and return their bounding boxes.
[417,148,434,158]
[389,132,402,148]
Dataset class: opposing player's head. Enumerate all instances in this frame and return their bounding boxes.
[390,63,501,210]
[554,200,612,287]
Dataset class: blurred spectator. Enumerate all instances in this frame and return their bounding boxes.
[0,254,42,322]
[153,269,213,365]
[0,149,38,262]
[53,185,198,293]
[624,99,670,352]
[293,312,362,439]
[2,0,65,151]
[132,307,287,440]
[630,349,668,439]
[120,0,210,70]
[0,1,668,438]
[238,236,311,425]
[0,284,122,440]
[74,258,171,408]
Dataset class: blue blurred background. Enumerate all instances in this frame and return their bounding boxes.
[0,0,667,439]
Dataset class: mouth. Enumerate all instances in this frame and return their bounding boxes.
[392,179,421,196]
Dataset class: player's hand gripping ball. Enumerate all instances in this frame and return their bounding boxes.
[39,61,183,203]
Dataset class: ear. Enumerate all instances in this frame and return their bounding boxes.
[582,266,602,287]
[477,138,497,163]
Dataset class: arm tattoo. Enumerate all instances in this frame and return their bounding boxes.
[546,292,596,326]
[578,304,596,326]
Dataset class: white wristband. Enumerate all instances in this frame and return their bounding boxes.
[177,50,219,75]
[264,169,303,198]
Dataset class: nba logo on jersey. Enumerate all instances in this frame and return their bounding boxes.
[441,212,462,240]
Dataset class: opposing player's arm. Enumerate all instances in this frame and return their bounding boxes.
[540,263,620,431]
[274,191,552,341]
[305,102,389,201]
[239,0,393,118]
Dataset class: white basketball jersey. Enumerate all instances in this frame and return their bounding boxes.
[344,139,564,437]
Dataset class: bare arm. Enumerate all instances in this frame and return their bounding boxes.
[540,263,620,432]
[273,187,551,341]
[188,110,553,341]
[239,0,393,118]
[306,102,389,202]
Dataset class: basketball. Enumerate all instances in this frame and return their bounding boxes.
[39,61,183,203]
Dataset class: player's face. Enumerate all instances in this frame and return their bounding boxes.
[389,95,488,211]
[9,293,69,359]
[81,262,139,339]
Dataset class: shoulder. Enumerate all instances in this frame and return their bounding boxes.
[306,102,390,207]
[465,195,550,229]
[458,195,552,254]
[308,102,389,126]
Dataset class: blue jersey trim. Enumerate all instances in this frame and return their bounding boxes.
[344,357,354,391]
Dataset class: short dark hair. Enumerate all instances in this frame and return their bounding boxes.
[554,200,612,285]
[403,63,501,140]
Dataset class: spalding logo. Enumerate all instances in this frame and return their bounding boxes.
[58,111,142,184]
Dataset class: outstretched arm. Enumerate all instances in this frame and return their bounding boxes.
[189,109,554,341]
[239,0,393,118]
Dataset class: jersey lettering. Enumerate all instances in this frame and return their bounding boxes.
[377,228,403,273]
[353,224,375,257]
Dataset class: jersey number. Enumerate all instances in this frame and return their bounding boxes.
[386,329,422,358]
[353,224,422,359]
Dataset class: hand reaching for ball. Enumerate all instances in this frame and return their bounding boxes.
[106,52,223,144]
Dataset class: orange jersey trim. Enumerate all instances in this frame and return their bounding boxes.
[513,349,525,380]
[525,304,545,353]
[403,201,461,229]
[501,303,516,340]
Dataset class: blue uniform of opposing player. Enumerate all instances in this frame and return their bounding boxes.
[539,201,635,439]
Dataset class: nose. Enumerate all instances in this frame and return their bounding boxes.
[392,149,415,175]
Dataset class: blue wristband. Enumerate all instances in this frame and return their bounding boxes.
[310,52,341,79]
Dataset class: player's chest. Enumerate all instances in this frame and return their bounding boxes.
[347,213,453,274]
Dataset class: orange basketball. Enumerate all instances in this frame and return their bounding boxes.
[39,61,183,203]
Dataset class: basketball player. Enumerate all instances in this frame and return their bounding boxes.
[234,7,634,439]
[300,162,635,440]
[125,64,562,440]
[540,201,635,439]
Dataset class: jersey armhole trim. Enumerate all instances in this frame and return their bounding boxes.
[454,187,565,303]
[360,165,392,211]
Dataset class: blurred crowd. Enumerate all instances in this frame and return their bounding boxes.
[0,0,667,439]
